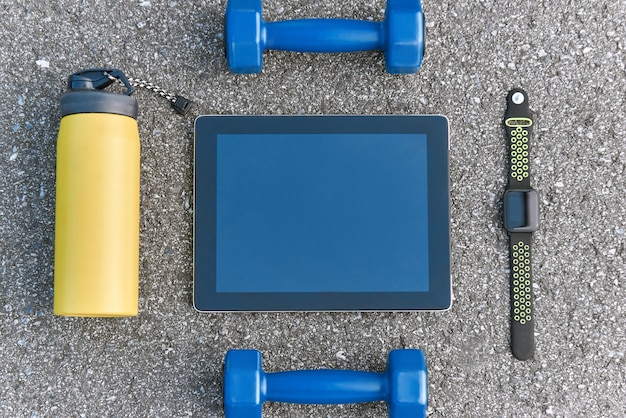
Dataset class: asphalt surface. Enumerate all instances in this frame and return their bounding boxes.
[1,0,625,417]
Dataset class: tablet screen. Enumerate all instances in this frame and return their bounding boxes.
[216,133,429,293]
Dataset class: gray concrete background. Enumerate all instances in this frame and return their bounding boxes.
[1,0,625,416]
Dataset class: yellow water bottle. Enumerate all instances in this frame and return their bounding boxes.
[54,69,140,317]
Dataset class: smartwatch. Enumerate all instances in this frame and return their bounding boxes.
[503,88,539,360]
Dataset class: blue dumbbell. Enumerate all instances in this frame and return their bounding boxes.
[224,0,425,74]
[223,349,428,418]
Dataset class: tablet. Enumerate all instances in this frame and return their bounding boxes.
[193,115,450,311]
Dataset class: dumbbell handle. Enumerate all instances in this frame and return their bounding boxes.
[263,370,387,404]
[264,20,383,52]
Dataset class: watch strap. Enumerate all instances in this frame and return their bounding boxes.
[505,90,533,189]
[509,232,534,360]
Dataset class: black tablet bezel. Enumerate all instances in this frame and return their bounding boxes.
[193,115,450,311]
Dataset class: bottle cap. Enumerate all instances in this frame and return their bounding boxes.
[60,69,138,119]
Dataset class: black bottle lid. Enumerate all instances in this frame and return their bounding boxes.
[60,69,138,119]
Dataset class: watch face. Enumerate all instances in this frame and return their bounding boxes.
[504,189,539,233]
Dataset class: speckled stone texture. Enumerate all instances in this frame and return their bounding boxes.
[0,0,624,417]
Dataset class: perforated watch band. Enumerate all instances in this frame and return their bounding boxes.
[503,89,539,360]
[509,232,533,358]
[506,120,532,187]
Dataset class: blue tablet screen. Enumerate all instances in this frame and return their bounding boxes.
[215,133,429,293]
